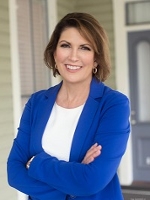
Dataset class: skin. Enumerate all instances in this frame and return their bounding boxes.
[54,27,97,108]
[82,143,102,164]
[26,27,101,167]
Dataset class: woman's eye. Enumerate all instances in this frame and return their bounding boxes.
[80,46,91,51]
[60,43,70,48]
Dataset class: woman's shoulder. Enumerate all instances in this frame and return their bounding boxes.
[99,84,130,113]
[91,78,129,103]
[92,78,129,102]
[103,84,129,102]
[27,82,61,105]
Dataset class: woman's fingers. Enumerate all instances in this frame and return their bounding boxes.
[82,143,102,164]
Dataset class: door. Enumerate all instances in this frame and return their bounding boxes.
[128,30,150,182]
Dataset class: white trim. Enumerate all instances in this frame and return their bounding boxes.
[47,0,61,86]
[47,0,57,36]
[9,0,22,134]
[113,0,130,95]
[126,25,150,32]
[113,0,133,185]
[9,0,27,200]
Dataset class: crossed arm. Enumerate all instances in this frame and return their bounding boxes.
[26,143,102,168]
[8,140,102,199]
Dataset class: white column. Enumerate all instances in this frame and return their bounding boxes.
[9,0,27,199]
[47,0,61,86]
[112,0,133,185]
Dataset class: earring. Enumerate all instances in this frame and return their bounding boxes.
[93,67,97,74]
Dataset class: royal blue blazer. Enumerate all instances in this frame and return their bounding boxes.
[7,78,130,200]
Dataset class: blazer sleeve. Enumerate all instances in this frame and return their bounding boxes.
[27,92,130,196]
[7,95,66,199]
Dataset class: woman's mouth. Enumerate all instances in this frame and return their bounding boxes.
[66,64,82,70]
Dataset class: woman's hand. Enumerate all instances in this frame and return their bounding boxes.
[82,143,102,164]
[26,156,35,169]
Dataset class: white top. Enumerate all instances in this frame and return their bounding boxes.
[42,103,84,161]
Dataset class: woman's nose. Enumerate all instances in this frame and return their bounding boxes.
[68,49,79,62]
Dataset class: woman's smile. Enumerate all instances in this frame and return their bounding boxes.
[66,64,82,71]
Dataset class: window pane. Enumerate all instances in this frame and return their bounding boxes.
[137,41,150,122]
[17,0,34,95]
[17,0,49,107]
[126,1,150,25]
[31,0,49,91]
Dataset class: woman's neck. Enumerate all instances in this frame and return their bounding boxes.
[56,80,91,108]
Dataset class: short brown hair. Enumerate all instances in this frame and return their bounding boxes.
[44,12,111,82]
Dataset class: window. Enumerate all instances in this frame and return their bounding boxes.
[126,1,150,25]
[137,41,150,122]
[17,0,50,107]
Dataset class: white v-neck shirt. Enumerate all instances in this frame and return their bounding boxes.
[42,103,84,161]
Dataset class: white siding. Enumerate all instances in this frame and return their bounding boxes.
[0,0,17,199]
[57,0,75,20]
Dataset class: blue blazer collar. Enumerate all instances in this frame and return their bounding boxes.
[45,77,105,100]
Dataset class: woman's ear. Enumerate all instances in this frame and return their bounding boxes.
[94,60,98,68]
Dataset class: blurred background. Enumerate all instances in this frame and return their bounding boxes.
[0,0,150,199]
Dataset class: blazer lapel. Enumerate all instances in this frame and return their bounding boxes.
[69,96,99,162]
[32,83,62,153]
[69,79,105,162]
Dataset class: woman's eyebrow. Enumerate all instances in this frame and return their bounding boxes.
[80,44,92,47]
[59,40,70,44]
[58,40,92,47]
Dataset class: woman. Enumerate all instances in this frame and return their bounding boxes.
[7,13,130,200]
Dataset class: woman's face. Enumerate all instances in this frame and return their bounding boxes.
[54,27,96,85]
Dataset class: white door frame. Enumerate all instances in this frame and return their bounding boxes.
[113,0,150,185]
